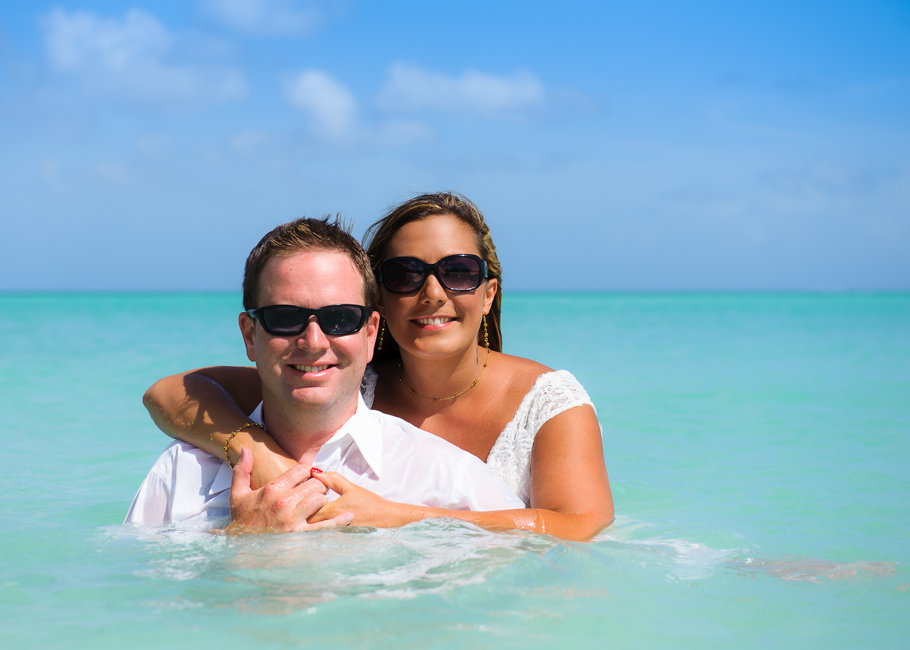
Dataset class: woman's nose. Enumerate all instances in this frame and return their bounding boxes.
[419,272,447,302]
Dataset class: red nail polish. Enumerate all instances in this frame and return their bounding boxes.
[311,467,323,474]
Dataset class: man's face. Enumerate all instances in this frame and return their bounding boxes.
[239,250,379,423]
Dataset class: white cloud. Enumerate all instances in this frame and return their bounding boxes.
[283,70,356,139]
[376,63,545,114]
[201,0,328,36]
[43,8,170,71]
[41,8,247,106]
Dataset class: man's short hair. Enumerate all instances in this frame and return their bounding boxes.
[242,216,378,311]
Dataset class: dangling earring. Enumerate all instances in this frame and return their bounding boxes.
[378,319,386,350]
[482,315,489,349]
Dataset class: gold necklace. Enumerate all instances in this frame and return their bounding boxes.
[398,347,491,402]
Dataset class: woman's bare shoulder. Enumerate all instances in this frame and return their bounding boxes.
[493,352,553,392]
[496,351,552,374]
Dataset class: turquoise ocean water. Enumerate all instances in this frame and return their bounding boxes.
[1,292,908,648]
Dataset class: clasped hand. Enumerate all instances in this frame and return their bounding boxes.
[225,448,351,533]
[226,448,405,533]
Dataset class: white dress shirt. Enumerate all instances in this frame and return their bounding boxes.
[125,394,524,528]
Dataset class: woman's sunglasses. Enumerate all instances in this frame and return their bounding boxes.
[247,304,369,337]
[378,254,488,294]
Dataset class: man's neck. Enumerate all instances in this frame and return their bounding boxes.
[259,397,359,466]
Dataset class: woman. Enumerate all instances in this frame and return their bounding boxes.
[144,193,613,540]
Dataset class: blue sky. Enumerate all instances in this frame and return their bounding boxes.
[1,0,908,291]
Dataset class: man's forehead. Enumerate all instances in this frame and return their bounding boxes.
[259,249,364,303]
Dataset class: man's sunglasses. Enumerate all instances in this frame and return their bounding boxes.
[378,254,488,294]
[247,304,370,337]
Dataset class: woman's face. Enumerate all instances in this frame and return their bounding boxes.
[377,214,498,361]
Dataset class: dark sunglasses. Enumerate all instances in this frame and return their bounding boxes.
[378,254,488,294]
[247,304,370,337]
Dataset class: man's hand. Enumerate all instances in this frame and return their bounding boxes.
[225,448,353,534]
[308,470,411,528]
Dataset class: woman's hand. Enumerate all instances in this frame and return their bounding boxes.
[307,471,413,528]
[225,449,353,534]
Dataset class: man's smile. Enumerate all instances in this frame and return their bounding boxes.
[292,364,332,373]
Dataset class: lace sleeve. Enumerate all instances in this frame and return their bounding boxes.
[516,370,595,435]
[486,370,595,506]
[360,364,378,408]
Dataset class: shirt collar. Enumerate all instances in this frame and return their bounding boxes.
[209,393,382,496]
[323,394,384,478]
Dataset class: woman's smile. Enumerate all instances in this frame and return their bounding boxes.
[411,316,457,328]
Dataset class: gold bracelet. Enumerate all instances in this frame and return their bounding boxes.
[223,422,266,468]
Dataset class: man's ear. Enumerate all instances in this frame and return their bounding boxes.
[365,310,380,363]
[239,312,256,363]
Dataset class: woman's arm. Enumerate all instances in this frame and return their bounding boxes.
[311,405,614,541]
[525,404,615,538]
[143,366,297,488]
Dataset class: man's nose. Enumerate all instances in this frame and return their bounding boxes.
[296,318,329,350]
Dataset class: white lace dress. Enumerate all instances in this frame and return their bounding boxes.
[360,366,595,506]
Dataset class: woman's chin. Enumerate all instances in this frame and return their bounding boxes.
[402,337,479,361]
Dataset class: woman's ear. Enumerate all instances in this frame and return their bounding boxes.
[483,278,498,315]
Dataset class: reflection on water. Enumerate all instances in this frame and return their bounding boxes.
[730,556,898,583]
[223,520,554,611]
[114,519,561,614]
[599,525,899,584]
[111,516,901,617]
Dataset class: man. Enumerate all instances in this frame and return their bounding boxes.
[125,217,523,531]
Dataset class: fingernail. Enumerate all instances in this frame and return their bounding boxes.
[311,466,323,474]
